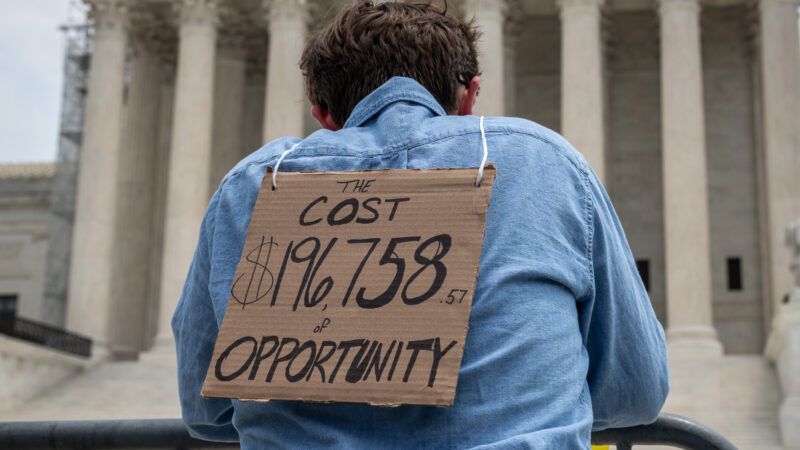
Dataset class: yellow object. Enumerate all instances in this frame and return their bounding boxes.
[591,446,610,450]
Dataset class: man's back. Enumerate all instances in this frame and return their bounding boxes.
[172,77,669,449]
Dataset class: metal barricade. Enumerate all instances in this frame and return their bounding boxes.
[0,419,232,450]
[0,413,737,449]
[0,294,92,358]
[592,413,738,449]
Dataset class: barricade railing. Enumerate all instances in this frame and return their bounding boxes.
[592,413,738,449]
[0,294,92,358]
[0,413,737,449]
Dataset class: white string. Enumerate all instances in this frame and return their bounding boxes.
[476,116,489,187]
[271,143,300,190]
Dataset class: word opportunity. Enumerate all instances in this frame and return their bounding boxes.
[203,168,494,406]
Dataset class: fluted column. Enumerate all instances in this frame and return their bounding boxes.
[262,0,308,141]
[559,0,606,180]
[155,0,218,348]
[210,35,247,189]
[462,0,506,116]
[66,0,128,353]
[108,35,162,357]
[144,72,176,349]
[757,0,800,316]
[659,0,722,355]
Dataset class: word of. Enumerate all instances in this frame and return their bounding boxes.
[313,318,331,333]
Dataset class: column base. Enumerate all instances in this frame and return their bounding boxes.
[767,297,800,448]
[139,334,177,363]
[88,340,112,365]
[780,396,800,448]
[666,325,724,358]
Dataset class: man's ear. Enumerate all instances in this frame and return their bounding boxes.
[456,75,481,116]
[311,105,341,131]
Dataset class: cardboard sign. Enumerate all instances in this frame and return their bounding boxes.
[201,166,495,407]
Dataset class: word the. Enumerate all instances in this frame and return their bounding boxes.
[336,179,376,193]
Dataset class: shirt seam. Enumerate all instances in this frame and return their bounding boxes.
[345,91,447,128]
[229,125,583,178]
[580,168,595,299]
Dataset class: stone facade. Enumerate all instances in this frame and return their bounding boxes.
[8,0,797,359]
[0,164,54,321]
[0,0,799,445]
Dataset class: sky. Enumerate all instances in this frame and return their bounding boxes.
[0,1,74,163]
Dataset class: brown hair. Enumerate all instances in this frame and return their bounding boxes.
[300,1,481,126]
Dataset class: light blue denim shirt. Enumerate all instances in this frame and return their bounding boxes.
[173,76,669,449]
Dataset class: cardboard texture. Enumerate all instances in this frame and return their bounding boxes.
[202,166,495,407]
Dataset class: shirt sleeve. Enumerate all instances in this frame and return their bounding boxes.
[171,194,239,443]
[582,168,670,431]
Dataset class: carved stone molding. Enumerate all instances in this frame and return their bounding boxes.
[217,3,252,57]
[131,29,177,67]
[558,0,605,16]
[176,0,220,28]
[263,0,310,24]
[658,0,701,16]
[462,0,509,17]
[87,0,128,33]
[126,4,177,66]
[503,0,524,28]
[759,0,800,8]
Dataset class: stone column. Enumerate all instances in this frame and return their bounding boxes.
[757,0,800,316]
[66,0,128,353]
[154,0,218,348]
[658,0,722,355]
[108,34,163,357]
[462,0,506,117]
[559,0,607,180]
[262,0,308,141]
[144,72,176,349]
[503,17,518,116]
[210,34,247,189]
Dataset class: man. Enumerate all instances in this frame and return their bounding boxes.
[173,1,669,448]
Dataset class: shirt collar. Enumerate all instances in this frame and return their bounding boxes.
[343,77,448,129]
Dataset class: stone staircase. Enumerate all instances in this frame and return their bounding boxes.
[664,354,783,449]
[0,354,181,421]
[0,351,785,448]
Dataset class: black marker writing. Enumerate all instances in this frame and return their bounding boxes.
[215,334,458,388]
[231,236,278,309]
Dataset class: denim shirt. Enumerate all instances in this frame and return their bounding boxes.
[172,77,669,449]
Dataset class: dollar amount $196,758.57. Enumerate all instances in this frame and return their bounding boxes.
[231,234,465,312]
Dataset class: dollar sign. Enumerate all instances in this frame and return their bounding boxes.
[231,236,278,309]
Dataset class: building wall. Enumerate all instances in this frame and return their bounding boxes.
[24,0,772,355]
[606,9,667,323]
[514,14,561,131]
[511,7,765,353]
[703,5,764,354]
[243,73,266,156]
[0,170,53,321]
